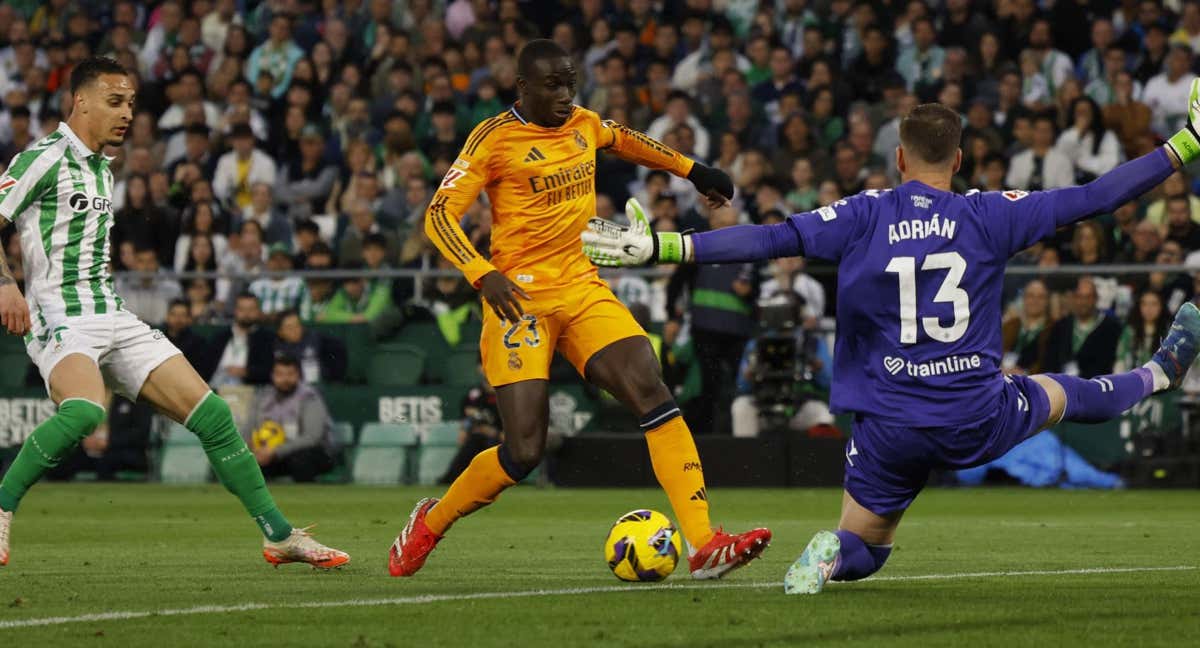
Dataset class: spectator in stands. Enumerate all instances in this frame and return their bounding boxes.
[217,219,266,309]
[116,243,182,326]
[440,366,502,484]
[249,243,305,322]
[759,256,825,322]
[1044,277,1122,378]
[273,310,347,384]
[1142,42,1193,137]
[174,201,229,271]
[236,181,291,245]
[275,124,337,220]
[298,242,337,322]
[213,123,277,212]
[1145,241,1192,313]
[1007,115,1074,190]
[1070,221,1110,265]
[164,298,211,379]
[1056,97,1122,184]
[321,261,396,328]
[245,13,303,99]
[210,292,274,387]
[247,354,337,482]
[111,173,181,270]
[1104,70,1154,159]
[647,90,710,161]
[1145,173,1200,229]
[1115,290,1172,373]
[896,17,944,91]
[339,199,400,266]
[1163,194,1200,250]
[1002,279,1053,375]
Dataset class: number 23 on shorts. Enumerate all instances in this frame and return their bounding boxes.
[503,314,541,349]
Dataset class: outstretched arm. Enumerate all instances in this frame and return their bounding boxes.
[1047,146,1178,229]
[599,119,734,206]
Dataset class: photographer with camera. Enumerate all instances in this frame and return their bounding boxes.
[730,258,834,438]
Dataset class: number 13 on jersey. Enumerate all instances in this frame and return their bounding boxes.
[885,251,970,344]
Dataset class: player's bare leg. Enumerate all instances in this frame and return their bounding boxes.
[139,355,348,568]
[585,336,771,579]
[0,354,106,566]
[391,379,548,576]
[785,491,903,594]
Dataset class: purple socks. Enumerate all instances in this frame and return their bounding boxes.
[831,529,892,581]
[1046,370,1155,424]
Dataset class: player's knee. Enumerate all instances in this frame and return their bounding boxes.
[497,443,540,481]
[59,398,107,438]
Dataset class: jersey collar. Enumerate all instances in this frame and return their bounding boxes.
[56,122,115,163]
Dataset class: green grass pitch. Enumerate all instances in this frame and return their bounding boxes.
[0,484,1197,646]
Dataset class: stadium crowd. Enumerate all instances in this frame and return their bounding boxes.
[2,0,1200,438]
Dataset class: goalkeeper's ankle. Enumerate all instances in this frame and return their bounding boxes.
[1167,128,1200,165]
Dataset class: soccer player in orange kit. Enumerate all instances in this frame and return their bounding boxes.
[388,40,771,579]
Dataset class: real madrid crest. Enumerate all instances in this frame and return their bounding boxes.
[572,129,587,150]
[508,351,523,370]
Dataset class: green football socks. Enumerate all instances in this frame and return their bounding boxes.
[186,391,292,542]
[0,398,106,513]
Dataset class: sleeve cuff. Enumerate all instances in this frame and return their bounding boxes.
[676,156,695,179]
[460,257,499,288]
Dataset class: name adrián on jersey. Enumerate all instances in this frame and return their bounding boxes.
[528,159,596,207]
[888,212,957,245]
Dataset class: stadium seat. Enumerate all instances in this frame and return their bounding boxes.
[352,422,420,485]
[366,343,426,386]
[331,421,356,446]
[415,421,462,485]
[435,348,482,386]
[360,422,420,445]
[157,422,209,484]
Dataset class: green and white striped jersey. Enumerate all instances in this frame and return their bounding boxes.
[0,123,121,323]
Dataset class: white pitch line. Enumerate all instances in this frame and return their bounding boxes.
[0,565,1193,630]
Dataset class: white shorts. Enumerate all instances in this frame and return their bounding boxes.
[26,309,182,401]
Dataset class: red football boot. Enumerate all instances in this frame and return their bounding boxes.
[388,498,443,577]
[687,527,772,580]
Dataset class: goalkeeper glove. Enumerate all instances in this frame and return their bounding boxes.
[1166,78,1200,165]
[581,198,689,267]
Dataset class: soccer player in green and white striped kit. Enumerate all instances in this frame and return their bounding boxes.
[0,57,348,569]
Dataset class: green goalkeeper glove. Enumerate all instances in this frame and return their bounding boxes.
[1166,78,1200,165]
[581,198,689,267]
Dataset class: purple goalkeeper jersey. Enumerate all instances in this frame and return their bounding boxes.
[793,184,1075,425]
[689,149,1175,427]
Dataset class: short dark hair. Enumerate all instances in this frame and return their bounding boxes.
[295,219,320,235]
[273,353,301,370]
[516,38,569,78]
[899,103,962,165]
[168,298,189,312]
[363,233,388,250]
[70,56,128,95]
[236,291,259,303]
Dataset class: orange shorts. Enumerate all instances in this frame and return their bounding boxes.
[479,278,646,387]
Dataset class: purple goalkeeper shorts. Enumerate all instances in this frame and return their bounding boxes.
[844,373,1052,516]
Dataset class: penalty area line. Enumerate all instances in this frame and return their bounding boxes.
[0,565,1193,630]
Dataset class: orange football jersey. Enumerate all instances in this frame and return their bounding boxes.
[425,104,694,290]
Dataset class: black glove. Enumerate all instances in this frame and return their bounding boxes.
[687,162,734,202]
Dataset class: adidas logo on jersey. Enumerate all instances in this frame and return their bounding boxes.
[523,147,546,163]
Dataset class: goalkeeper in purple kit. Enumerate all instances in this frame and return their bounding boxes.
[582,81,1200,594]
